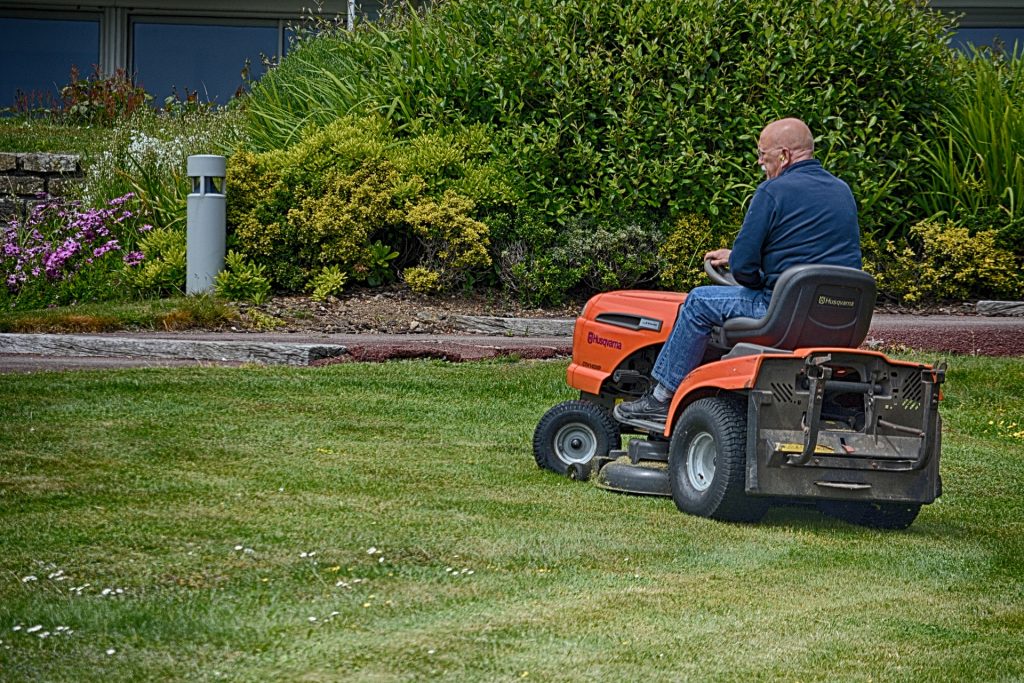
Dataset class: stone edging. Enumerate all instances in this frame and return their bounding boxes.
[0,152,83,220]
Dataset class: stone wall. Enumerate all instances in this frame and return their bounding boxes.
[0,152,83,221]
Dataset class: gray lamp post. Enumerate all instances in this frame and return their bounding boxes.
[186,155,226,295]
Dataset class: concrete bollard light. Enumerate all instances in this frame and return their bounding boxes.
[186,155,227,295]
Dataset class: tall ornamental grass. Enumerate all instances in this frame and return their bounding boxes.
[917,47,1024,255]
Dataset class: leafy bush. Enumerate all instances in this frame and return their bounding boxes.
[215,251,271,304]
[308,265,348,301]
[127,226,185,298]
[658,213,733,292]
[246,0,953,243]
[238,0,958,303]
[405,191,491,291]
[916,48,1024,255]
[867,219,1023,303]
[227,115,507,294]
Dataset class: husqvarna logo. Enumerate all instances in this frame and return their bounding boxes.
[587,332,623,350]
[818,295,855,308]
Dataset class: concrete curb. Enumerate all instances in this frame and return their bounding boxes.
[0,333,347,366]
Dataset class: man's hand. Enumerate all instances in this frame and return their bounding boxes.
[704,248,731,268]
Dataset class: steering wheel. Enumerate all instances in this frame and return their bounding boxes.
[704,258,739,286]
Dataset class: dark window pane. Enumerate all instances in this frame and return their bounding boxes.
[133,21,279,105]
[951,27,1024,56]
[0,16,100,108]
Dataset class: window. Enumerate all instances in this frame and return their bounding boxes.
[951,27,1024,56]
[131,19,281,105]
[0,15,100,109]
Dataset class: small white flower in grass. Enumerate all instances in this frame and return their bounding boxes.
[367,547,378,555]
[234,545,244,551]
[378,557,385,564]
[26,625,42,633]
[21,575,37,583]
[12,626,22,632]
[308,617,317,623]
[38,631,50,639]
[106,648,116,656]
[48,570,64,580]
[244,548,254,555]
[330,611,339,617]
[428,649,436,655]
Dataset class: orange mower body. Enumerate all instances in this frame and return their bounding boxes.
[532,269,944,529]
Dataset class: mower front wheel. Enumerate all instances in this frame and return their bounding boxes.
[533,400,620,478]
[668,397,768,523]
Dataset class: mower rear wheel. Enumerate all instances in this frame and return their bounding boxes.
[817,500,921,530]
[533,400,620,477]
[668,397,768,522]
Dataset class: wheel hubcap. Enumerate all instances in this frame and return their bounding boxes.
[554,423,598,465]
[686,431,716,492]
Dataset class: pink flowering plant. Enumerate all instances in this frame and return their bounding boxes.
[1,194,151,310]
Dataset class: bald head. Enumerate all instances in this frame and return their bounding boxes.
[757,118,814,178]
[761,118,814,155]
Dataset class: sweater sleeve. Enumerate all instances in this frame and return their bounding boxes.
[729,185,774,288]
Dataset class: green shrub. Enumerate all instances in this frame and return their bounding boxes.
[355,240,400,286]
[658,214,732,292]
[239,0,957,304]
[405,191,491,291]
[246,0,953,243]
[227,114,511,293]
[127,226,186,298]
[308,265,348,301]
[867,219,1023,303]
[402,266,443,294]
[215,251,271,304]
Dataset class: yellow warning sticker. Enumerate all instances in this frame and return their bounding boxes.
[774,442,835,455]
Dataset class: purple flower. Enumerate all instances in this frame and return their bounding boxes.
[92,240,121,258]
[107,193,136,207]
[123,251,145,267]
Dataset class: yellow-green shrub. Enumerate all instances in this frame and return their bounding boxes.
[868,219,1022,302]
[405,191,491,291]
[658,214,731,292]
[128,227,186,297]
[403,266,443,294]
[226,114,514,294]
[288,161,410,272]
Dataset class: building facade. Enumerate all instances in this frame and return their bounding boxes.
[0,0,383,108]
[0,1,1021,109]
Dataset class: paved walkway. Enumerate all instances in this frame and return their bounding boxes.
[1,313,1023,373]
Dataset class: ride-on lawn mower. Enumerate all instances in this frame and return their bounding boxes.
[533,263,945,529]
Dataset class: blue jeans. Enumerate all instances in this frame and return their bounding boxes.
[651,285,772,391]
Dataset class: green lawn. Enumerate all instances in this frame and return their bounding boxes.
[1,356,1022,682]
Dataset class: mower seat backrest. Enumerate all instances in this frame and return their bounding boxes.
[715,265,876,350]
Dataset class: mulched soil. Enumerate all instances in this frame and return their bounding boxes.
[235,285,582,335]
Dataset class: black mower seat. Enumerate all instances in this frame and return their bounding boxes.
[713,264,876,351]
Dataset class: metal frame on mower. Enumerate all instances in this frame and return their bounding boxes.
[532,265,944,529]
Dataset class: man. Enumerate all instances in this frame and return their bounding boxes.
[614,117,861,430]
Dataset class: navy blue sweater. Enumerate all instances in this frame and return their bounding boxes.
[729,159,861,290]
